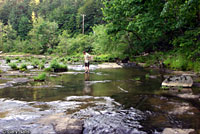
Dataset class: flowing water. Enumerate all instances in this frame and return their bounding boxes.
[0,65,199,134]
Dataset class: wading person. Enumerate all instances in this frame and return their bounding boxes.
[83,51,91,73]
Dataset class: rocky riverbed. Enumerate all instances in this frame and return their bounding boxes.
[0,56,199,134]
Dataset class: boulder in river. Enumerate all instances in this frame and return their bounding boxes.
[83,108,145,134]
[162,75,193,87]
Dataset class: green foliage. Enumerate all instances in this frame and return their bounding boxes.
[28,17,59,54]
[77,0,104,33]
[91,25,115,55]
[31,59,40,68]
[16,58,22,63]
[8,62,18,70]
[102,0,199,56]
[42,58,46,64]
[44,67,53,72]
[145,73,150,79]
[172,27,200,60]
[0,22,17,52]
[132,77,141,81]
[14,57,20,60]
[33,73,47,81]
[0,1,13,24]
[161,86,170,90]
[37,0,103,34]
[93,54,115,62]
[8,0,32,39]
[5,57,11,63]
[49,59,68,72]
[193,62,200,72]
[0,0,199,72]
[63,34,93,55]
[163,54,188,70]
[19,63,27,71]
[54,30,71,55]
[102,0,167,54]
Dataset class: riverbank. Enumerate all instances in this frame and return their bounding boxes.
[130,51,200,73]
[129,51,200,86]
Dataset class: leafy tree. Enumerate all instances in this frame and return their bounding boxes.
[18,16,33,39]
[102,0,200,57]
[0,0,13,25]
[65,34,93,55]
[8,0,32,39]
[36,0,82,34]
[160,0,200,60]
[0,22,17,52]
[28,17,59,54]
[55,30,71,55]
[102,0,168,54]
[48,3,77,33]
[77,0,104,34]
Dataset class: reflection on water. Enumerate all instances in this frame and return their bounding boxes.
[0,68,163,101]
[0,67,199,133]
[83,73,92,95]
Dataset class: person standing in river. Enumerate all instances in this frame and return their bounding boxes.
[83,51,91,73]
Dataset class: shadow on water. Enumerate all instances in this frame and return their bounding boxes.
[0,67,200,133]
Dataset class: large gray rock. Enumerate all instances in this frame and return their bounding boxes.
[83,108,145,134]
[162,128,194,134]
[38,113,83,134]
[162,75,193,87]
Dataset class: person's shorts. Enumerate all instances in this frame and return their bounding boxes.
[85,62,90,67]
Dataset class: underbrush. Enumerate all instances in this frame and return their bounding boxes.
[132,51,200,72]
[45,59,68,72]
[93,54,116,62]
[8,62,18,70]
[19,63,27,71]
[33,72,47,81]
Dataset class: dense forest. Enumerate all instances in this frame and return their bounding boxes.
[0,0,199,71]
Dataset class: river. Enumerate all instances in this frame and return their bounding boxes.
[0,65,199,134]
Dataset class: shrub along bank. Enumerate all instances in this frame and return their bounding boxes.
[131,51,200,72]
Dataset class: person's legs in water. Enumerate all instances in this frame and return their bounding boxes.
[85,63,87,73]
[87,62,90,73]
[85,62,90,73]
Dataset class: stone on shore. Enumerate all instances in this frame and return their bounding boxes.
[162,75,193,87]
[162,128,194,134]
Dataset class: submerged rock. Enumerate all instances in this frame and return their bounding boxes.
[39,113,83,134]
[121,62,137,67]
[168,102,195,115]
[97,63,122,69]
[162,128,194,134]
[162,75,193,87]
[177,93,200,99]
[193,82,200,87]
[167,88,200,100]
[0,78,30,89]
